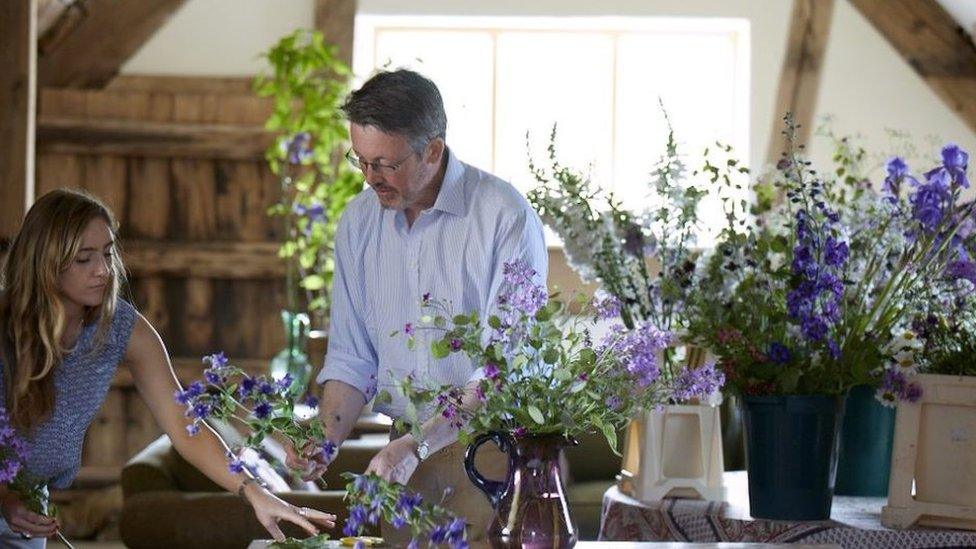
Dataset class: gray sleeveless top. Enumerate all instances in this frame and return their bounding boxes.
[0,299,137,489]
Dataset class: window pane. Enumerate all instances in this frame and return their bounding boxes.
[494,32,615,195]
[373,30,494,170]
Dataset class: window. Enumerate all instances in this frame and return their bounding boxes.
[353,15,750,243]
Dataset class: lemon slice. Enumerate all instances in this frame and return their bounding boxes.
[339,536,384,547]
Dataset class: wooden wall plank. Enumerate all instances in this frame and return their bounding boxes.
[36,117,271,160]
[215,161,278,241]
[767,0,835,163]
[123,240,284,278]
[0,0,37,242]
[36,152,83,196]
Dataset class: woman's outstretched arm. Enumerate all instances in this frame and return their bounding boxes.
[123,313,336,541]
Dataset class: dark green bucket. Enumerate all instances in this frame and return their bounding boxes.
[743,394,845,520]
[835,385,896,496]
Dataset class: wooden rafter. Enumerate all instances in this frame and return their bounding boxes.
[767,0,835,164]
[315,0,357,65]
[0,0,37,243]
[850,0,976,136]
[38,0,187,88]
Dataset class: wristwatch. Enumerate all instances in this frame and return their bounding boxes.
[415,438,430,461]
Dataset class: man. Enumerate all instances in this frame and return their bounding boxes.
[289,69,547,542]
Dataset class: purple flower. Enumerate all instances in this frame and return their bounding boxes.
[605,396,623,410]
[238,376,257,399]
[293,201,326,224]
[391,516,407,529]
[0,458,21,484]
[924,144,970,189]
[592,293,622,320]
[497,260,547,321]
[283,132,312,165]
[671,362,725,402]
[190,401,212,420]
[430,524,449,544]
[185,423,201,436]
[204,351,228,368]
[883,157,920,198]
[354,541,366,549]
[483,362,500,380]
[407,540,420,549]
[302,393,319,408]
[768,342,791,365]
[258,380,275,396]
[947,260,976,290]
[344,504,367,536]
[404,322,414,335]
[203,369,222,385]
[254,401,272,419]
[175,381,205,405]
[824,237,849,267]
[911,179,952,231]
[228,457,246,474]
[513,426,527,437]
[446,517,467,543]
[320,440,338,463]
[422,292,431,304]
[276,373,293,392]
[450,338,463,352]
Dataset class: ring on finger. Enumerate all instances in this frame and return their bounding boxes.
[297,506,309,517]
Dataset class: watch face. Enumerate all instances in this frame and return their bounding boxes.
[418,441,430,460]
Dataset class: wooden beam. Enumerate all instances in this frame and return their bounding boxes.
[106,75,256,95]
[315,0,357,65]
[767,0,835,163]
[38,0,187,88]
[123,240,285,279]
[850,0,976,136]
[0,0,38,243]
[37,116,272,160]
[37,0,87,56]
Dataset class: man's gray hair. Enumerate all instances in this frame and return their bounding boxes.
[341,69,447,154]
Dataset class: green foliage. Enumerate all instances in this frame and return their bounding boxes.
[254,30,363,326]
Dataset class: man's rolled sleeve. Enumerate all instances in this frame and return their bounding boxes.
[315,211,379,401]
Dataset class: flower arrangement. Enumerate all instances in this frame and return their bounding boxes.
[387,260,724,449]
[0,407,74,548]
[175,353,467,547]
[526,113,745,382]
[255,30,363,327]
[686,116,974,398]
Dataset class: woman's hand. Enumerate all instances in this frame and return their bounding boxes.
[365,435,420,485]
[284,441,331,482]
[0,491,59,539]
[243,482,336,542]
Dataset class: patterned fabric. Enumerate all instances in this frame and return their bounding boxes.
[317,148,548,420]
[0,299,137,489]
[600,483,976,548]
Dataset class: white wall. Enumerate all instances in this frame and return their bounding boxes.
[122,0,976,179]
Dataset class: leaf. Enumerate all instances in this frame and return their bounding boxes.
[453,315,470,325]
[431,340,451,359]
[543,347,560,364]
[301,274,326,291]
[488,315,502,329]
[527,405,546,425]
[553,368,572,382]
[374,390,392,406]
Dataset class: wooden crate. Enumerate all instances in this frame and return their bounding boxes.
[882,373,976,530]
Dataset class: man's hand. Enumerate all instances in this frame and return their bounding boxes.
[285,441,331,482]
[0,491,59,539]
[365,436,420,485]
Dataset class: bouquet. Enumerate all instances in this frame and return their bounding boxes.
[0,407,74,548]
[387,260,724,449]
[527,113,745,383]
[686,116,974,398]
[175,353,467,548]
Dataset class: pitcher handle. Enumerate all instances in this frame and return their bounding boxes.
[464,431,515,509]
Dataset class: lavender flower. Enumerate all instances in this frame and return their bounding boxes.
[947,260,976,290]
[253,401,272,420]
[767,342,791,365]
[592,293,622,320]
[497,260,547,321]
[282,132,312,165]
[670,362,726,402]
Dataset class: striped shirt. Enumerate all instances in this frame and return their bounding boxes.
[316,149,548,420]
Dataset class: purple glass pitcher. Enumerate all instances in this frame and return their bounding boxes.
[464,431,579,548]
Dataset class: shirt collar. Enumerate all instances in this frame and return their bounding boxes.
[430,148,467,217]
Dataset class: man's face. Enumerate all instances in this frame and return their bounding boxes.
[349,124,439,211]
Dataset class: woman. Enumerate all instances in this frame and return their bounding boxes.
[0,189,335,546]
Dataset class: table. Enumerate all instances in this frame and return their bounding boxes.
[600,471,976,548]
[249,542,837,548]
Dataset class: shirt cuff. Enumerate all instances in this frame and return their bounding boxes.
[316,352,377,401]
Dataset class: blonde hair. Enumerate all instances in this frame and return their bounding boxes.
[0,189,126,431]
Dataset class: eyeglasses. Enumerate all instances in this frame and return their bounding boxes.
[345,149,415,176]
